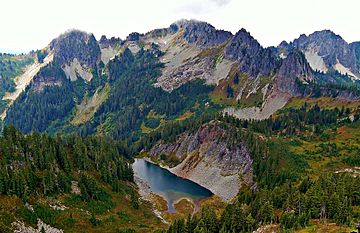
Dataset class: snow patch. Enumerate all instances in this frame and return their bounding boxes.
[279,53,287,59]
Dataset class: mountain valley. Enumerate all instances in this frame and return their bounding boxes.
[0,19,360,233]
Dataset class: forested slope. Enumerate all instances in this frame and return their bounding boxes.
[0,126,165,232]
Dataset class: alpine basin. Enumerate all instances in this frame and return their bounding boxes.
[132,159,213,212]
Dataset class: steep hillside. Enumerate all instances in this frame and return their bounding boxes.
[164,95,360,233]
[0,126,165,233]
[1,19,360,233]
[278,30,360,79]
[0,53,35,116]
[5,30,108,134]
[3,20,360,136]
[148,120,254,201]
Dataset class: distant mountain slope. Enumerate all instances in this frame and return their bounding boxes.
[2,19,360,137]
[0,20,360,233]
[277,30,360,79]
[0,53,34,116]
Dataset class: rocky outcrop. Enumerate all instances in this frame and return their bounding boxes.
[98,35,122,65]
[126,32,142,42]
[50,30,101,67]
[171,19,232,48]
[50,30,101,81]
[99,35,122,48]
[149,121,254,202]
[350,42,360,70]
[32,75,63,92]
[279,30,360,79]
[276,50,314,95]
[30,63,68,93]
[12,219,63,233]
[225,29,280,78]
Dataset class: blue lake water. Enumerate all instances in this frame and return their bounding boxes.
[132,159,213,212]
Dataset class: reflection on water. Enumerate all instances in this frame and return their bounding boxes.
[132,159,213,212]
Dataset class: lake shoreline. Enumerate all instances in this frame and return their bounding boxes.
[133,158,213,219]
[134,174,169,224]
[139,157,215,196]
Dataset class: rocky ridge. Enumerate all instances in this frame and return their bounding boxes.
[278,30,360,79]
[3,19,360,126]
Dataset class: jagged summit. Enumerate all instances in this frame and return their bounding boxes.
[225,28,262,60]
[278,29,359,78]
[170,19,232,48]
[225,28,279,77]
[98,35,122,47]
[309,29,342,39]
[50,29,101,67]
[2,19,360,133]
[278,40,289,48]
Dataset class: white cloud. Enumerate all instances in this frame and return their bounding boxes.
[211,0,231,6]
[175,0,231,15]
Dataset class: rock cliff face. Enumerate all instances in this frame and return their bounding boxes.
[279,30,360,79]
[3,19,360,133]
[149,121,254,202]
[50,30,101,81]
[225,29,279,78]
[50,30,101,67]
[351,42,360,69]
[172,19,232,48]
[276,50,314,95]
[98,35,122,65]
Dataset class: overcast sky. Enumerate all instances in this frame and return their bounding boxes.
[1,0,359,53]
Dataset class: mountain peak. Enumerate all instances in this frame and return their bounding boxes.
[281,28,359,77]
[51,29,93,44]
[225,28,279,77]
[50,29,101,67]
[170,19,232,48]
[278,40,289,48]
[276,50,314,94]
[310,29,340,38]
[292,29,344,46]
[224,28,262,61]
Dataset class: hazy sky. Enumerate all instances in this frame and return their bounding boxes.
[1,0,360,53]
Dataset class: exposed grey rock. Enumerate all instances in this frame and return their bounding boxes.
[126,32,142,42]
[12,219,63,233]
[350,41,360,70]
[279,30,359,77]
[32,74,63,93]
[98,35,122,48]
[294,30,355,70]
[50,30,101,67]
[225,29,280,77]
[171,19,232,48]
[149,121,254,201]
[276,50,314,95]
